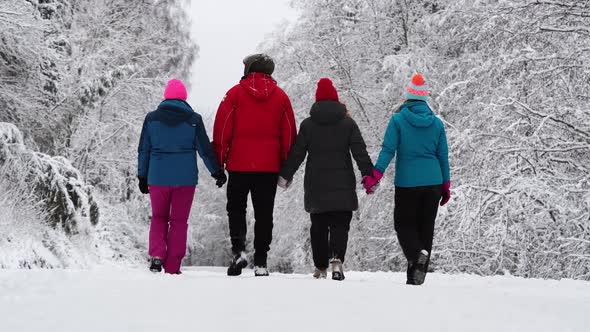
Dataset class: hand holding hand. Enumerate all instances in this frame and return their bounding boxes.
[212,170,227,188]
[278,176,292,189]
[362,169,383,195]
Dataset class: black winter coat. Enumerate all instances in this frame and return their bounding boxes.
[280,100,373,213]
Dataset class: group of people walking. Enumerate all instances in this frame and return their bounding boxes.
[137,54,451,285]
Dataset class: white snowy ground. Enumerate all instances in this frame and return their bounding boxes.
[1,267,589,332]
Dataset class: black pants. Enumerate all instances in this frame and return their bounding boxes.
[310,211,353,269]
[227,172,278,266]
[394,186,442,267]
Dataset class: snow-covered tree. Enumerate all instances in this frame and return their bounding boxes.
[261,0,590,279]
[0,0,197,268]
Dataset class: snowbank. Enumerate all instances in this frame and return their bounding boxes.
[0,122,107,268]
[0,122,99,234]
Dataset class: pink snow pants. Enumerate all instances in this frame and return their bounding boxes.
[148,185,196,274]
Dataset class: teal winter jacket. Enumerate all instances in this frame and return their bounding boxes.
[374,100,450,187]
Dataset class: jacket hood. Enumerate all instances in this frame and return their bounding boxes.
[310,100,347,125]
[239,72,278,101]
[155,99,194,126]
[399,100,435,128]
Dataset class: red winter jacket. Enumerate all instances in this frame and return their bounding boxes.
[213,73,297,172]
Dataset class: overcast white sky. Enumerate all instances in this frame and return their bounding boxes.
[186,0,299,115]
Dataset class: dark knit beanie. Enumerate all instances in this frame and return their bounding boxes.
[243,54,275,76]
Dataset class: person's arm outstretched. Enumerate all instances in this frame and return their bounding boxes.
[349,119,373,177]
[194,114,226,187]
[279,94,298,163]
[279,120,308,187]
[374,115,400,174]
[362,115,400,194]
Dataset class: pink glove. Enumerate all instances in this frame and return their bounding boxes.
[362,169,383,195]
[440,182,451,206]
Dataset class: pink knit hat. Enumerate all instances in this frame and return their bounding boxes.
[164,79,187,101]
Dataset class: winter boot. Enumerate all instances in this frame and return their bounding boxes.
[412,250,430,285]
[331,259,345,281]
[227,252,248,276]
[254,265,269,277]
[406,261,416,285]
[149,257,163,273]
[313,268,328,279]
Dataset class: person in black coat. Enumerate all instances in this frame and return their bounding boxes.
[279,78,374,280]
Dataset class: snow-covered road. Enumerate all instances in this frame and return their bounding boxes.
[1,267,589,332]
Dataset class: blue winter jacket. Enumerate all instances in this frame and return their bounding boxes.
[374,100,450,187]
[137,99,220,186]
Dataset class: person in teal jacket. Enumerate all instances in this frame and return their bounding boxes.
[363,73,451,285]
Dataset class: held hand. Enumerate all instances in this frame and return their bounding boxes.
[212,170,227,188]
[138,177,149,194]
[277,176,292,189]
[440,182,451,206]
[362,169,383,195]
[363,178,380,194]
[362,176,375,194]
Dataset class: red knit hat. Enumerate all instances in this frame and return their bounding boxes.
[315,78,339,102]
[164,79,187,101]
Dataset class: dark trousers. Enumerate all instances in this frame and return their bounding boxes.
[227,172,278,266]
[394,185,442,267]
[310,211,353,269]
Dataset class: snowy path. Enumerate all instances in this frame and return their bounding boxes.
[1,267,589,332]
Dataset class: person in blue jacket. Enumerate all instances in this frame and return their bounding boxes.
[363,73,451,285]
[137,79,227,274]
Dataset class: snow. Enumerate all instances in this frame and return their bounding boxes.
[1,268,589,332]
[0,122,24,145]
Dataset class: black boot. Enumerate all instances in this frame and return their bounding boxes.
[406,261,416,285]
[331,259,345,281]
[149,257,163,273]
[227,252,248,276]
[412,250,429,285]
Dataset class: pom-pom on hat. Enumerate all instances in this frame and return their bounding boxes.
[406,73,429,101]
[164,79,188,101]
[315,78,339,102]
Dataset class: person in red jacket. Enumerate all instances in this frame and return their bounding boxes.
[213,54,297,277]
